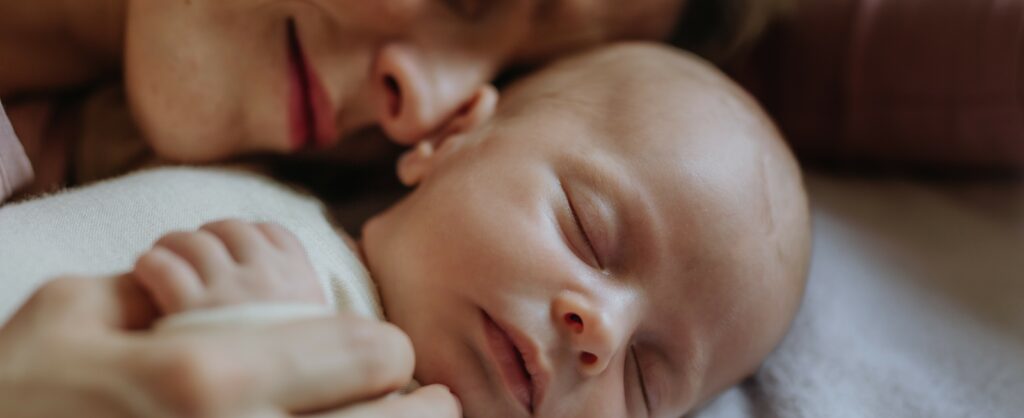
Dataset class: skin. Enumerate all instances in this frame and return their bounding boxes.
[362,43,811,418]
[129,44,810,417]
[133,220,328,315]
[0,274,459,418]
[0,0,686,164]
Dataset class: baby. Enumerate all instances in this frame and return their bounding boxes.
[131,43,810,418]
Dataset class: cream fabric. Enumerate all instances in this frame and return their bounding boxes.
[0,166,381,323]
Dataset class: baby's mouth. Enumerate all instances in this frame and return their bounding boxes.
[481,310,535,414]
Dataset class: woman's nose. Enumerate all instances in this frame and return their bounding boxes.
[372,43,491,145]
[553,291,632,378]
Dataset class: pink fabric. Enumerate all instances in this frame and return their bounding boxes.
[732,0,1024,169]
[0,101,33,204]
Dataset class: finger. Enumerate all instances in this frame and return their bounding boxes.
[25,275,159,331]
[256,222,306,254]
[240,315,416,411]
[155,230,234,279]
[201,219,274,263]
[128,317,414,414]
[302,385,461,418]
[132,247,204,314]
[110,274,162,330]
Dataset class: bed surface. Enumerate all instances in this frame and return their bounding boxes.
[696,172,1024,418]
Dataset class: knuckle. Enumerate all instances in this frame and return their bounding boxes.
[201,219,247,235]
[256,221,287,234]
[258,222,302,248]
[397,386,460,418]
[422,386,462,418]
[33,276,90,307]
[159,229,222,251]
[134,249,173,276]
[193,229,225,246]
[152,230,200,253]
[342,319,415,389]
[154,231,192,248]
[202,218,238,229]
[148,344,251,417]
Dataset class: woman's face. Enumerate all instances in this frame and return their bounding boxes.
[122,0,684,162]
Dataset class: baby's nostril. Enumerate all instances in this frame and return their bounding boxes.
[383,75,401,118]
[565,313,584,333]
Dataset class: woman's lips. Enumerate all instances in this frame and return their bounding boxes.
[481,310,549,415]
[286,19,338,151]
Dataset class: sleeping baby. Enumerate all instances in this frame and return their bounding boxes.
[130,43,811,418]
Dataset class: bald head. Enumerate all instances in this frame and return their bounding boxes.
[373,42,811,417]
[501,42,811,405]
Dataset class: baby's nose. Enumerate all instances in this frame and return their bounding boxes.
[564,311,618,377]
[553,292,629,378]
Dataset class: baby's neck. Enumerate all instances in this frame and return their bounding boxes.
[348,235,367,267]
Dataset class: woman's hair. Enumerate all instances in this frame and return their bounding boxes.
[672,0,796,62]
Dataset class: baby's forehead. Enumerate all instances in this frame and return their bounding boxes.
[515,48,759,154]
[501,44,779,243]
[508,47,771,222]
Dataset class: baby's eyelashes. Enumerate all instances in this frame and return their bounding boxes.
[560,182,603,270]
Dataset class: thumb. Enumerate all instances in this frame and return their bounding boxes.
[103,274,161,330]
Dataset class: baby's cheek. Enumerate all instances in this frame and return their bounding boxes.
[560,376,629,418]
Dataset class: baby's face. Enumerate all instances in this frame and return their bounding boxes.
[362,44,809,418]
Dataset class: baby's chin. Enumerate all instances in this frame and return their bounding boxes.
[401,316,524,418]
[412,358,501,418]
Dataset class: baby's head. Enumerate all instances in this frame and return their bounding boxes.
[362,43,810,418]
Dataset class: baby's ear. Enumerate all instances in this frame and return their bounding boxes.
[396,84,498,187]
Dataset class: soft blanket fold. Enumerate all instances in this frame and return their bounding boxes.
[0,166,381,323]
[695,174,1024,418]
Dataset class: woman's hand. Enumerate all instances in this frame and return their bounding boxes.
[0,275,460,418]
